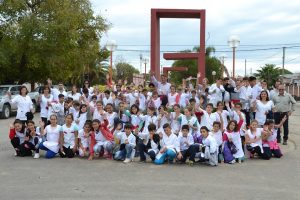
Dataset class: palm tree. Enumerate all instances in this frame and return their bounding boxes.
[253,64,291,87]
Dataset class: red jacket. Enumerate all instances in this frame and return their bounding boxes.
[9,128,16,140]
[89,119,114,155]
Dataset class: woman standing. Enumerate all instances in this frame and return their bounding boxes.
[38,86,53,126]
[10,86,34,124]
[68,85,81,101]
[253,90,274,127]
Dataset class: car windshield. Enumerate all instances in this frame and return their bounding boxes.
[0,87,9,95]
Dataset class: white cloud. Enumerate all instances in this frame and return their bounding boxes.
[91,0,300,75]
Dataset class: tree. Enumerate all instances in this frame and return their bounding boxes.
[114,61,139,83]
[0,0,109,88]
[253,64,292,87]
[169,46,222,85]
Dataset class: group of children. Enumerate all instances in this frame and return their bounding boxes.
[8,77,287,166]
[9,74,286,166]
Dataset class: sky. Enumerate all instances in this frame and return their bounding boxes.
[90,0,300,77]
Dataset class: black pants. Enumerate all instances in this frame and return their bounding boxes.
[242,109,250,127]
[263,147,282,159]
[59,146,75,158]
[180,145,197,162]
[274,112,289,141]
[249,146,263,156]
[138,142,156,161]
[11,137,20,149]
[11,137,39,156]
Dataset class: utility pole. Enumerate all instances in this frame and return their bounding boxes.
[282,47,286,75]
[139,54,143,73]
[244,59,247,77]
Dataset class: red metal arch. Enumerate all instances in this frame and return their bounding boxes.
[151,9,206,80]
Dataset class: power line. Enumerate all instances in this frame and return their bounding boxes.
[115,45,300,53]
[117,42,300,47]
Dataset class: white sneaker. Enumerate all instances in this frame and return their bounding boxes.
[229,160,236,164]
[14,152,18,156]
[123,158,131,163]
[33,153,40,159]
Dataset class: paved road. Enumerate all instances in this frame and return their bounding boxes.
[1,106,300,200]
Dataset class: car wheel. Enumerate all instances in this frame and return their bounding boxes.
[1,104,11,119]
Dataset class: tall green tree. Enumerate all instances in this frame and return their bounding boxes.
[253,64,292,87]
[114,61,139,83]
[0,0,109,87]
[169,46,222,85]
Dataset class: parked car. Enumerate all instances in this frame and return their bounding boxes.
[0,85,39,119]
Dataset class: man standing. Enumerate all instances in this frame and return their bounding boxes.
[270,80,282,100]
[151,72,171,106]
[208,78,225,108]
[273,84,297,145]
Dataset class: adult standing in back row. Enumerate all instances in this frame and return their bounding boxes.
[272,84,296,145]
[151,72,171,106]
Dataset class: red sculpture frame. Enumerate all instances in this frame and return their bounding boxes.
[151,9,206,80]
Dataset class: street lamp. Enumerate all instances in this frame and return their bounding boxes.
[219,53,227,78]
[228,35,240,78]
[143,57,149,86]
[212,71,216,82]
[105,40,117,85]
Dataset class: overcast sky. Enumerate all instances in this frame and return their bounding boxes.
[90,0,300,76]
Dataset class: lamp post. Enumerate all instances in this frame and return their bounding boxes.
[105,40,117,85]
[212,71,216,82]
[219,53,227,78]
[228,35,240,78]
[143,57,149,86]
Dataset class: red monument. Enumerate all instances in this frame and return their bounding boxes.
[151,9,206,80]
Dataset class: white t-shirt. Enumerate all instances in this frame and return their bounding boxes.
[11,95,33,120]
[78,129,90,148]
[60,124,78,148]
[43,125,61,153]
[68,93,81,101]
[76,112,88,130]
[255,100,274,126]
[168,93,178,107]
[246,128,263,152]
[200,111,220,131]
[51,88,67,101]
[106,112,117,131]
[40,94,53,118]
[92,109,106,122]
[94,130,107,144]
[208,84,225,107]
[209,130,223,146]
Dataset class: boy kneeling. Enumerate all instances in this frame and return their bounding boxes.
[154,123,180,165]
[114,123,136,163]
[138,124,160,162]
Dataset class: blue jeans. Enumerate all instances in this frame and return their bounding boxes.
[154,149,176,165]
[39,142,57,159]
[114,144,133,160]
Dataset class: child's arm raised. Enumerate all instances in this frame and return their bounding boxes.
[275,115,287,129]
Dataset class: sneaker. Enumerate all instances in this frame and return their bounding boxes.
[187,160,194,166]
[33,153,40,159]
[250,153,254,159]
[229,160,236,164]
[14,152,18,156]
[277,138,282,143]
[283,140,287,145]
[123,158,131,163]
